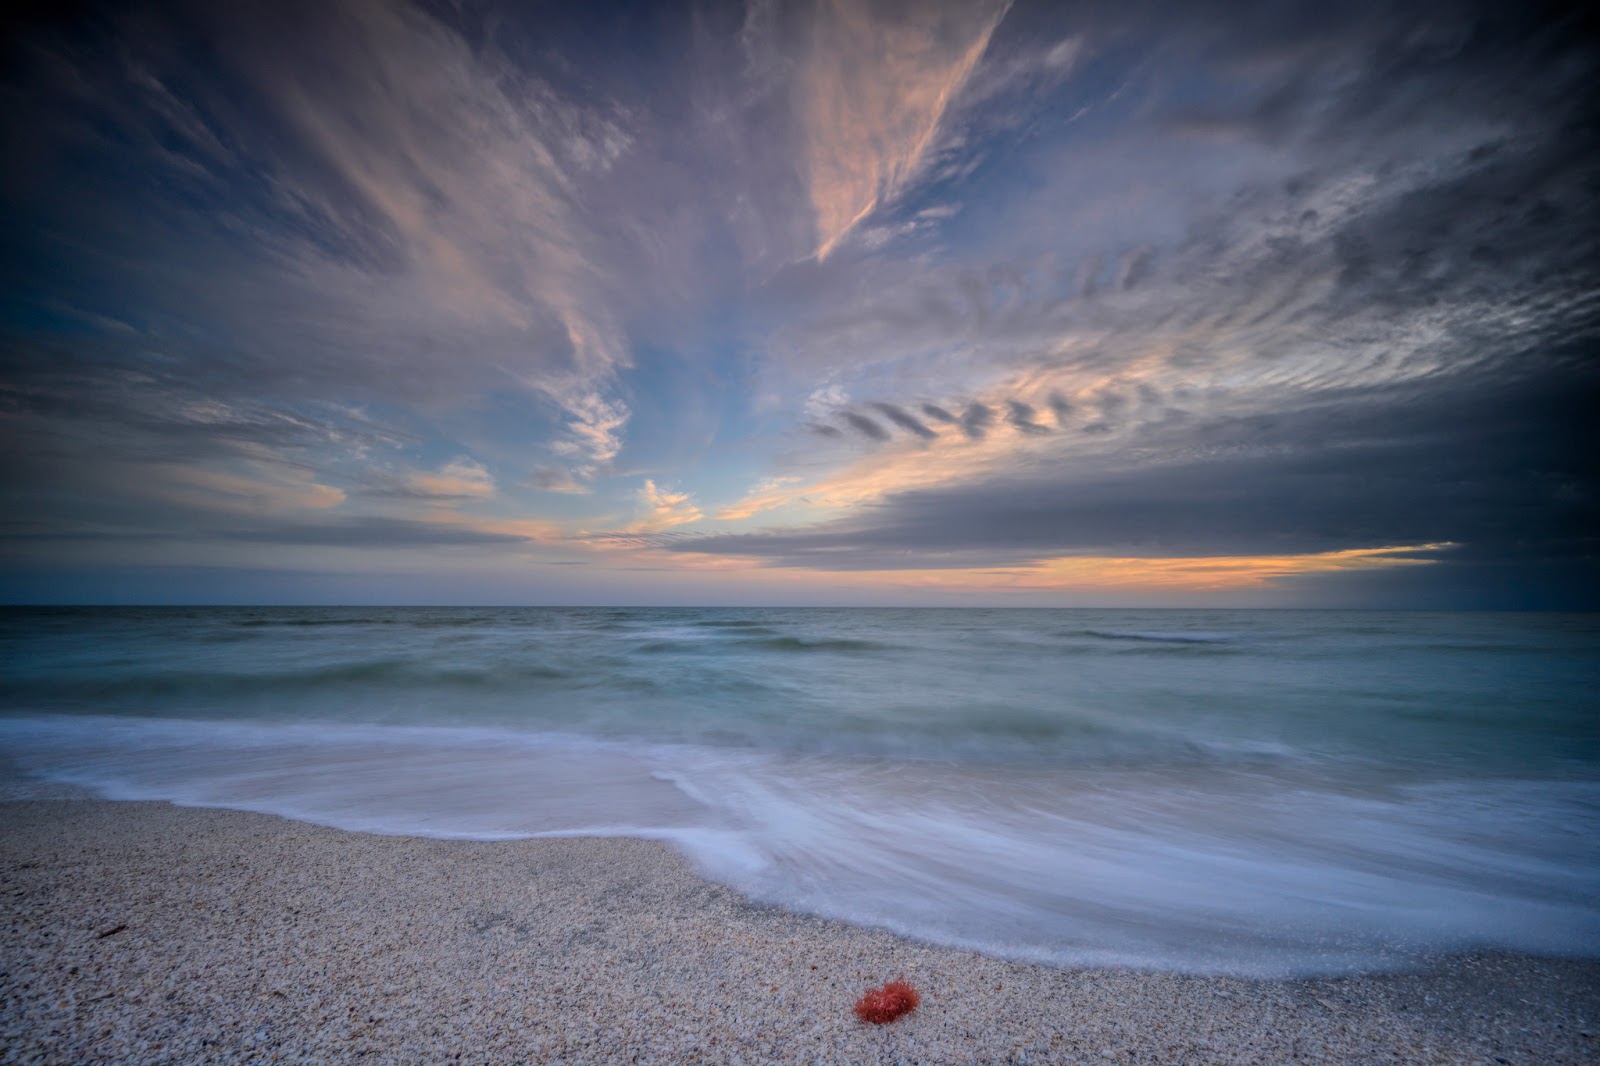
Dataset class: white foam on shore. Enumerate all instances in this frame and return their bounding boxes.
[0,715,720,839]
[4,713,1599,976]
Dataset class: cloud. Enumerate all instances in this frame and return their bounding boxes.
[840,411,890,441]
[627,479,703,531]
[959,402,993,440]
[3,0,640,474]
[756,0,1598,409]
[668,364,1600,598]
[735,0,1600,575]
[551,391,631,472]
[404,458,496,500]
[1005,400,1049,435]
[804,381,850,419]
[216,517,530,548]
[717,475,805,521]
[1113,245,1154,290]
[796,0,1011,259]
[3,0,1596,606]
[143,461,347,516]
[869,402,937,440]
[530,465,589,494]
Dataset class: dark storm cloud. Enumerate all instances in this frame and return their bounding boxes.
[840,411,890,441]
[1115,246,1154,291]
[1090,389,1128,418]
[1276,546,1600,611]
[1321,132,1599,326]
[674,360,1600,605]
[0,338,404,546]
[0,516,527,550]
[870,403,937,440]
[959,403,993,440]
[767,0,1598,399]
[1005,400,1050,435]
[579,529,700,551]
[0,342,400,462]
[214,518,528,548]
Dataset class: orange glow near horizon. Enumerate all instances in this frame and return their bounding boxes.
[638,542,1453,598]
[992,543,1452,593]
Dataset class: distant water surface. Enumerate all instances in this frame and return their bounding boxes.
[2,606,1597,976]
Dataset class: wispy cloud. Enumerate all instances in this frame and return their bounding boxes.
[717,476,805,522]
[530,466,590,495]
[10,0,642,476]
[628,479,704,532]
[796,0,1011,259]
[148,462,347,516]
[404,458,496,501]
[213,517,530,549]
[550,392,631,473]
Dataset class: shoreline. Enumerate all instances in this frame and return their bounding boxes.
[3,797,1597,1064]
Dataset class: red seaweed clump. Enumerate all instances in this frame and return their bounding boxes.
[853,979,921,1024]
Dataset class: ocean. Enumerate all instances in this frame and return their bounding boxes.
[2,606,1596,977]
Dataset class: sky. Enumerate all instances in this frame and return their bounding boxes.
[1,0,1596,607]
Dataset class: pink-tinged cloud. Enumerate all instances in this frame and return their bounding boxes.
[404,458,496,500]
[799,0,1010,260]
[627,480,704,532]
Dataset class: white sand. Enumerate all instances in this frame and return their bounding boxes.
[3,798,1596,1064]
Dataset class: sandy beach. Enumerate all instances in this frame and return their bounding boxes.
[2,797,1595,1065]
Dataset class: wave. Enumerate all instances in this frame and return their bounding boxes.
[634,640,709,654]
[5,711,1597,976]
[233,616,408,628]
[634,635,891,655]
[1083,629,1235,645]
[0,715,717,840]
[738,636,894,653]
[3,657,575,700]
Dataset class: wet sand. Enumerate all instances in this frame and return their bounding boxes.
[2,798,1596,1064]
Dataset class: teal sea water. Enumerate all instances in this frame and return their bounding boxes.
[2,606,1597,976]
